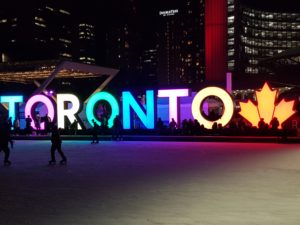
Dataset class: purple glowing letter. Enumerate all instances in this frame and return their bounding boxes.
[158,89,189,125]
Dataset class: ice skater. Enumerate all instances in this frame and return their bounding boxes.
[0,115,13,166]
[49,125,67,165]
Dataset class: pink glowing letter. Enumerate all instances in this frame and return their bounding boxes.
[24,95,55,129]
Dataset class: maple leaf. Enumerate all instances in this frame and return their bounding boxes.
[273,99,296,129]
[256,83,277,125]
[239,100,260,127]
[238,82,296,129]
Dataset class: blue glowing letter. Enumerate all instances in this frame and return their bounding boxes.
[0,95,24,124]
[86,92,119,128]
[122,90,155,129]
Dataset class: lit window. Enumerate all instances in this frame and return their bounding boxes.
[60,53,72,58]
[59,38,72,44]
[35,22,46,28]
[46,6,54,11]
[59,9,71,15]
[35,17,45,22]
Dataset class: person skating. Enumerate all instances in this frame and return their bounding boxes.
[0,116,13,166]
[49,125,67,165]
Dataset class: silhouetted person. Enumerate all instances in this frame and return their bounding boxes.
[187,119,194,135]
[212,122,218,131]
[181,119,188,135]
[208,110,217,121]
[100,112,108,133]
[7,117,12,130]
[35,113,41,135]
[0,118,13,165]
[91,119,99,144]
[112,116,123,140]
[25,115,32,135]
[43,113,51,135]
[270,117,279,130]
[169,118,177,135]
[70,119,78,135]
[49,125,67,165]
[156,118,164,135]
[194,119,201,135]
[258,118,266,130]
[13,117,20,135]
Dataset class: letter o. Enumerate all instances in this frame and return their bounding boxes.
[192,87,234,129]
[24,95,55,130]
[86,92,119,128]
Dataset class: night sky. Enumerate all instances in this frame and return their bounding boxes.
[2,0,300,57]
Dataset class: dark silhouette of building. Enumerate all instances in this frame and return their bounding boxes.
[0,1,97,65]
[76,22,96,65]
[0,1,73,62]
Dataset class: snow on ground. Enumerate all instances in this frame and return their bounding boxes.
[0,140,300,225]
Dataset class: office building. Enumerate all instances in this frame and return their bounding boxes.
[157,0,205,89]
[77,23,96,64]
[228,1,300,83]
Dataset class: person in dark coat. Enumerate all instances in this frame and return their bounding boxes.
[91,119,99,144]
[49,125,67,165]
[25,115,32,135]
[270,117,280,130]
[0,117,13,165]
[43,113,51,135]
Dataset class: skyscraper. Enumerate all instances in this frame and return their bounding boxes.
[104,0,142,88]
[157,0,205,89]
[77,23,96,64]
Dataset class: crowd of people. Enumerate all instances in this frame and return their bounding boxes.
[156,116,295,137]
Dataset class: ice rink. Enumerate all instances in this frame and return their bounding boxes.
[1,140,300,225]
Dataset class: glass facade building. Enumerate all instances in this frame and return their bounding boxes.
[228,2,300,79]
[77,23,96,64]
